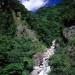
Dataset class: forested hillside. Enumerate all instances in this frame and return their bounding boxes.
[0,0,75,75]
[25,0,75,47]
[0,0,45,75]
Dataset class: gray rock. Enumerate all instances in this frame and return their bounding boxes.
[30,70,38,75]
[63,26,75,40]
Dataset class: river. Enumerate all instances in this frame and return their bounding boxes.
[31,40,56,75]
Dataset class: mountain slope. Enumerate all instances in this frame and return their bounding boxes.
[0,1,46,75]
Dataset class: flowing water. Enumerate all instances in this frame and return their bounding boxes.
[31,40,56,75]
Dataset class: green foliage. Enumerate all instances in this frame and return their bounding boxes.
[0,10,16,36]
[0,34,45,74]
[22,70,29,75]
[49,47,74,75]
[25,3,63,47]
[69,36,75,45]
[23,57,33,70]
[0,0,75,75]
[48,1,75,74]
[24,0,75,47]
[0,1,44,75]
[9,0,25,12]
[2,63,23,75]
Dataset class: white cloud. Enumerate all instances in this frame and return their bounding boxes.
[21,0,48,11]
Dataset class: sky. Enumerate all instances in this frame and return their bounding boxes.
[20,0,63,12]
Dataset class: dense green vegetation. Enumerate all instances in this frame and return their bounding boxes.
[0,0,75,75]
[46,0,75,75]
[0,0,45,75]
[24,0,75,47]
[22,0,75,75]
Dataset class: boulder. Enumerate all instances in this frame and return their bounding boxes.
[63,26,75,40]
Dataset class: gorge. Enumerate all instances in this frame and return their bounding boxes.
[0,0,75,75]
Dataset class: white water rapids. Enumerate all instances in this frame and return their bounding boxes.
[31,40,56,75]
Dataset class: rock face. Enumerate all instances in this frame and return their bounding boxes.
[16,24,25,37]
[33,52,43,66]
[63,26,75,60]
[31,40,56,75]
[63,26,75,40]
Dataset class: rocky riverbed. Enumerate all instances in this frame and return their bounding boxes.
[31,40,56,75]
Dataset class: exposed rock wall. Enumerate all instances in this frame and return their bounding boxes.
[63,26,75,40]
[63,26,75,64]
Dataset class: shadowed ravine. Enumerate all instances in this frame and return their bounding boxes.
[31,40,56,75]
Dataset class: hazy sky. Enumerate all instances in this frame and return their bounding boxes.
[21,0,62,12]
